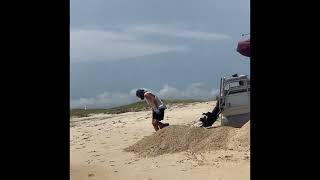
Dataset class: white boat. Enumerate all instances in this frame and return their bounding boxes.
[218,74,250,127]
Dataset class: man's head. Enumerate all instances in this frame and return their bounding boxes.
[136,89,146,100]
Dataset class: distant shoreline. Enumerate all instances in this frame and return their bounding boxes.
[70,99,207,118]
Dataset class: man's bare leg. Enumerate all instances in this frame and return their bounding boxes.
[158,121,169,129]
[152,119,160,131]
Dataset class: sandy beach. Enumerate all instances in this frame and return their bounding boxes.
[70,101,250,180]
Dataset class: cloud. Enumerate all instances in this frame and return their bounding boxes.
[70,90,138,109]
[126,24,232,40]
[158,83,219,100]
[70,29,188,63]
[70,83,219,109]
[70,24,231,63]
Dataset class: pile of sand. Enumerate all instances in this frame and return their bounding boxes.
[124,121,250,157]
[226,121,250,151]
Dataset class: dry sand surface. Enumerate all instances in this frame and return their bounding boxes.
[70,101,250,180]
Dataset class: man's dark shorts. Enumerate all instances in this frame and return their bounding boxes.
[152,109,165,121]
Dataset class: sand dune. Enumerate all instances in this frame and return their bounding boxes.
[70,101,250,180]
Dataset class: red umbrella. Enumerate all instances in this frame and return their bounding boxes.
[237,39,250,57]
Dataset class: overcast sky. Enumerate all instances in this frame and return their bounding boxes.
[70,0,250,108]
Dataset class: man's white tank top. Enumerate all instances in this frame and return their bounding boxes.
[144,92,167,110]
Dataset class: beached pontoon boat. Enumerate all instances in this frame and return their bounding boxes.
[218,74,250,127]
